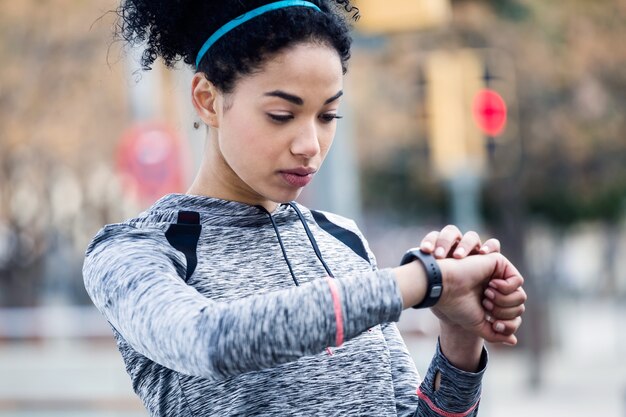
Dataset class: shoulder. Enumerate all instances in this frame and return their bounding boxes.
[85,220,161,257]
[295,204,378,269]
[293,203,362,236]
[84,204,184,257]
[83,220,188,288]
[311,209,360,233]
[83,213,185,273]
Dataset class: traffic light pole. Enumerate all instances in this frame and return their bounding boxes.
[447,170,484,233]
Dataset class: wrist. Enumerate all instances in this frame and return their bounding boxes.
[393,261,428,309]
[399,248,443,309]
[439,322,484,372]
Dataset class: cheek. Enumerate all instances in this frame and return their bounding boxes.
[220,119,276,169]
[318,127,336,158]
[221,112,254,149]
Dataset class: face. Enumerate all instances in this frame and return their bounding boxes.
[195,42,344,210]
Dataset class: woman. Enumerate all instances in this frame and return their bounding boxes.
[83,1,526,416]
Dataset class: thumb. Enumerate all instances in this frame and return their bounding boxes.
[440,253,502,295]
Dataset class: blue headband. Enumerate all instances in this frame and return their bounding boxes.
[195,1,322,68]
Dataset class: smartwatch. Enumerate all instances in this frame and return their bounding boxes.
[400,248,443,309]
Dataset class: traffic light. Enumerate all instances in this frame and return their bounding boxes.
[422,48,518,180]
[473,89,507,137]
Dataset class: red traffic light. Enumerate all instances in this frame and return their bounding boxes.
[472,89,507,136]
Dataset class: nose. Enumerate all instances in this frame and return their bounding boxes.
[290,119,321,159]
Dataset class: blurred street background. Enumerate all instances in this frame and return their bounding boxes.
[1,0,626,415]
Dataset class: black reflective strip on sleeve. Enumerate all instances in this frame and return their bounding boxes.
[165,211,202,281]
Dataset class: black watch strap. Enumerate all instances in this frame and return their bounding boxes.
[400,248,443,309]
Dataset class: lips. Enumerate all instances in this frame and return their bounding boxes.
[279,167,317,188]
[281,167,316,176]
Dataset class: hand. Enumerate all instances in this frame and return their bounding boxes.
[419,225,525,341]
[482,276,527,334]
[433,253,525,345]
[419,224,501,259]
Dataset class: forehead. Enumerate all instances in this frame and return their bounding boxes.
[234,43,344,98]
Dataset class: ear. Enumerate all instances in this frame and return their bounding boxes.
[191,73,221,128]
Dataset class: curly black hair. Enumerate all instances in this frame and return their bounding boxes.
[114,0,358,93]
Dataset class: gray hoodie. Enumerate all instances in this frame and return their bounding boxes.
[83,194,486,416]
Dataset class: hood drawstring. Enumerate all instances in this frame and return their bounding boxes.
[288,202,334,278]
[257,203,336,287]
[258,204,300,287]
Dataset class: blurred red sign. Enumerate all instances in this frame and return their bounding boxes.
[472,89,507,137]
[116,122,188,204]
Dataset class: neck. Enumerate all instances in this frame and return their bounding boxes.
[186,136,279,213]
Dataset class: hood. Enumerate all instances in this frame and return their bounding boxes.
[144,193,298,228]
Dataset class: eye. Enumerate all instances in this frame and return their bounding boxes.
[267,113,294,123]
[319,114,343,123]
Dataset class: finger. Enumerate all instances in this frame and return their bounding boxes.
[491,316,522,337]
[485,302,525,320]
[485,287,527,308]
[478,238,501,254]
[488,275,525,295]
[419,231,440,254]
[477,319,519,345]
[453,231,482,258]
[433,225,463,259]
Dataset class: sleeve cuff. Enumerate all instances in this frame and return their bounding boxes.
[417,338,488,416]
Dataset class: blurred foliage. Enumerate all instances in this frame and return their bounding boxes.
[520,145,626,226]
[363,144,626,228]
[524,182,626,226]
[361,149,449,224]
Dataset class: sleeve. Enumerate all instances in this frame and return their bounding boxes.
[381,322,421,416]
[382,323,488,417]
[414,340,487,417]
[82,224,404,382]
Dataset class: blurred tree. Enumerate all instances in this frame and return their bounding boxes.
[0,0,130,307]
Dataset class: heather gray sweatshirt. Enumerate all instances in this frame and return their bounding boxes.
[83,194,486,416]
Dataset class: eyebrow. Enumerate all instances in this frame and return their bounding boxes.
[263,90,344,106]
